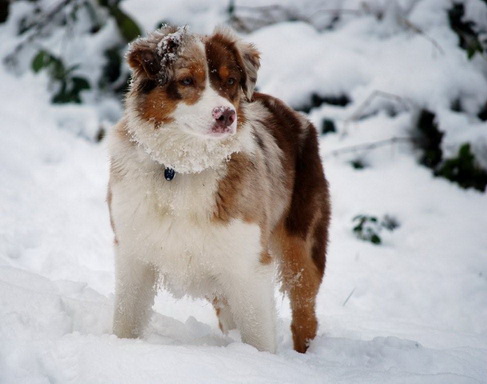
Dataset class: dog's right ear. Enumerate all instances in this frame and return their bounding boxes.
[127,47,161,79]
[236,40,260,101]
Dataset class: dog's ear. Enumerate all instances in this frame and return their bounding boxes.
[236,40,260,101]
[127,47,161,80]
[126,26,185,83]
[210,26,261,101]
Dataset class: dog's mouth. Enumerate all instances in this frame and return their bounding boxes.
[207,123,236,138]
[179,122,236,140]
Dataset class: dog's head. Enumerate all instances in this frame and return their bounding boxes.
[125,26,260,141]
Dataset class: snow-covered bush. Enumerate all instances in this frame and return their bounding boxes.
[352,214,399,245]
[3,0,140,113]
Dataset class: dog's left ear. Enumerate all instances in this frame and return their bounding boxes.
[127,47,161,80]
[236,40,260,101]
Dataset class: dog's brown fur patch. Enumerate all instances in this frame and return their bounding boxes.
[138,87,179,124]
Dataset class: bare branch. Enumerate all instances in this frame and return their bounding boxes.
[342,90,416,135]
[342,287,356,306]
[323,136,417,159]
[229,3,364,32]
[400,17,445,55]
[347,90,415,122]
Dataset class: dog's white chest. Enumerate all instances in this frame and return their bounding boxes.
[111,167,262,298]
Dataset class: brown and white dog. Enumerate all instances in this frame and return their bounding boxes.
[108,25,330,354]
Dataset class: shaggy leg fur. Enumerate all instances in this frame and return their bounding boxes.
[113,253,157,338]
[220,263,277,353]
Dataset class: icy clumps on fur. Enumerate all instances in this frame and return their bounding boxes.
[127,25,190,86]
[156,25,188,68]
[125,104,254,174]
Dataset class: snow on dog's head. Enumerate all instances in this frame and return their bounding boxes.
[124,25,260,173]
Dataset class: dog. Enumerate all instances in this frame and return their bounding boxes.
[107,25,330,354]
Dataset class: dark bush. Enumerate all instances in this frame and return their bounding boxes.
[435,144,487,192]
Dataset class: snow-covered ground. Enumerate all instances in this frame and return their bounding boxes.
[1,1,487,383]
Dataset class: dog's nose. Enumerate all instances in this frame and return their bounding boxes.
[212,107,236,127]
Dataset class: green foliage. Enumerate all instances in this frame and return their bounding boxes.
[83,1,142,97]
[435,144,487,192]
[381,215,400,231]
[227,0,236,17]
[7,0,142,105]
[478,102,487,121]
[100,45,129,95]
[298,93,350,114]
[350,159,366,170]
[450,98,463,113]
[352,214,399,245]
[31,50,90,104]
[102,46,122,84]
[0,0,10,24]
[98,0,141,42]
[448,3,486,60]
[414,109,487,192]
[52,76,90,104]
[321,118,336,135]
[416,109,443,169]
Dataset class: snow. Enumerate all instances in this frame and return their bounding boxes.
[1,0,487,383]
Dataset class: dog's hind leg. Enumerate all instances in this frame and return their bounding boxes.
[113,252,157,339]
[274,216,327,353]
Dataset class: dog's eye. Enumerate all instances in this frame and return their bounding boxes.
[180,77,194,86]
[227,78,236,86]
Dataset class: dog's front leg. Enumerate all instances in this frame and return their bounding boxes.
[222,262,277,353]
[113,252,157,339]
